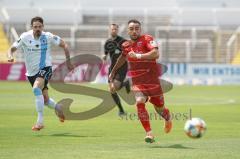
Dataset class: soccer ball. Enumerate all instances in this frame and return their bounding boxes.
[184,118,207,139]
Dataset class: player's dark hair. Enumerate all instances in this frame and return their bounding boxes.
[31,16,44,25]
[128,19,141,26]
[111,23,119,28]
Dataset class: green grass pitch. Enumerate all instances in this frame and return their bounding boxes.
[0,81,240,159]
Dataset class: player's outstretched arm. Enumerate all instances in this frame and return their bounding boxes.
[7,47,17,62]
[59,39,74,70]
[109,54,126,81]
[59,39,70,60]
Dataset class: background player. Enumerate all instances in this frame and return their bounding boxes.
[103,24,130,116]
[7,16,73,131]
[109,19,172,143]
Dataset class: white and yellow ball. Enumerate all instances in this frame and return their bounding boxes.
[184,118,207,139]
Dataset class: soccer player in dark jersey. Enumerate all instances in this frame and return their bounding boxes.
[103,24,130,116]
[109,20,172,143]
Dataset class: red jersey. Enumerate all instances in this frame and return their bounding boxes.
[122,34,162,96]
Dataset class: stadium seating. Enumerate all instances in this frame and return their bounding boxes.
[0,24,10,62]
[1,0,240,63]
[232,51,240,64]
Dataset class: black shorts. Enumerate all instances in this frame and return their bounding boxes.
[27,66,52,90]
[108,64,128,83]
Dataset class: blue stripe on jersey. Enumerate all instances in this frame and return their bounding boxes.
[39,35,48,69]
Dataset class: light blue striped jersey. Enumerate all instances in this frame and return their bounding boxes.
[13,30,61,76]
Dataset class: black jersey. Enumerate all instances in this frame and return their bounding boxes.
[104,36,127,69]
[104,35,128,82]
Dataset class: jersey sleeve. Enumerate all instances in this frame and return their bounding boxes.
[48,32,61,46]
[104,40,109,55]
[121,41,131,56]
[119,38,126,52]
[144,35,158,51]
[12,34,24,49]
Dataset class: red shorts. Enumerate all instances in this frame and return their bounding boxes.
[133,84,165,107]
[149,95,164,107]
[132,84,163,97]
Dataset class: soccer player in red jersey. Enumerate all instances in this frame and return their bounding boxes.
[109,19,172,143]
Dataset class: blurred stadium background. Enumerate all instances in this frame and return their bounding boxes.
[1,0,240,84]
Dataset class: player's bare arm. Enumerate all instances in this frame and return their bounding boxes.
[102,55,107,61]
[102,49,108,61]
[109,54,126,82]
[102,52,109,62]
[129,48,159,60]
[59,39,74,70]
[7,46,17,62]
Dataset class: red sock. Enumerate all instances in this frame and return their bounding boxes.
[161,107,171,121]
[136,103,151,132]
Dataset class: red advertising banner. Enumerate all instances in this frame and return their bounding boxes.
[0,63,26,81]
[0,63,109,83]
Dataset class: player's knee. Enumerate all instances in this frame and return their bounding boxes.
[109,87,116,93]
[114,86,121,91]
[33,79,43,88]
[113,81,121,89]
[109,85,117,93]
[136,97,146,104]
[33,87,42,96]
[110,90,117,95]
[149,97,164,107]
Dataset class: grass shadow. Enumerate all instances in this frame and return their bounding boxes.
[149,144,194,149]
[35,132,102,138]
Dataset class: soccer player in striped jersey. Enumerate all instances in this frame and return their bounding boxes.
[7,16,73,131]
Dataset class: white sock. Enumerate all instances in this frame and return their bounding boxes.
[35,95,44,125]
[45,98,56,109]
